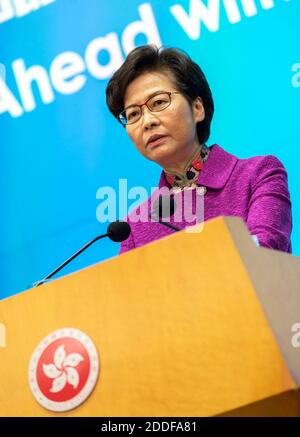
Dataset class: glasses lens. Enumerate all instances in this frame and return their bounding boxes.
[119,93,173,125]
[123,106,141,125]
[118,112,127,125]
[148,93,171,112]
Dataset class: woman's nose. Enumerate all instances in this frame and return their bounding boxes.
[142,107,160,130]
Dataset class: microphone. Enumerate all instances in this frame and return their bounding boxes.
[33,220,131,287]
[149,194,180,232]
[107,220,131,242]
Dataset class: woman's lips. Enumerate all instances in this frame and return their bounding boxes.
[147,135,168,148]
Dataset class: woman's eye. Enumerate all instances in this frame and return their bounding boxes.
[153,99,166,107]
[127,110,139,120]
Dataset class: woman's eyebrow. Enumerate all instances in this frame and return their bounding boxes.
[124,90,167,109]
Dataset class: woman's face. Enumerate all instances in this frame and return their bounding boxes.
[123,70,205,172]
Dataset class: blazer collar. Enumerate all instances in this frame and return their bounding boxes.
[158,144,238,190]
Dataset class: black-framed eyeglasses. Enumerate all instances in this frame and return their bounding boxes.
[118,91,180,126]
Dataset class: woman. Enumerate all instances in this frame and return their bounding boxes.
[106,45,292,254]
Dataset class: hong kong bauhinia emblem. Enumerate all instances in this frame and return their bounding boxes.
[28,328,99,412]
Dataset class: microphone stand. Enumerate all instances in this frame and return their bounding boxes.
[33,232,111,287]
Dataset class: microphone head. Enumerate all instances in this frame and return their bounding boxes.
[107,220,131,242]
[152,194,176,219]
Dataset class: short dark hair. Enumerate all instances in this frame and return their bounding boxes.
[106,45,214,144]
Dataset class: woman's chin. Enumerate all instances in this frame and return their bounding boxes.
[147,145,174,164]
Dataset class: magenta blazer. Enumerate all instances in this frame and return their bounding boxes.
[120,144,292,254]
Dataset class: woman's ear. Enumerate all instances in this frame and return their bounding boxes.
[193,97,205,123]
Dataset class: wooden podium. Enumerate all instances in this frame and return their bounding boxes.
[0,216,299,416]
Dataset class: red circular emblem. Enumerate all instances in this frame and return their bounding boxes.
[28,328,99,412]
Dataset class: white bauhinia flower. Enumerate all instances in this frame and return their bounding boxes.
[43,363,62,379]
[65,367,80,389]
[50,372,67,393]
[64,353,84,368]
[42,345,84,393]
[54,344,66,369]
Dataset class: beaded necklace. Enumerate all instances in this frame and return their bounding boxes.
[163,143,210,192]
